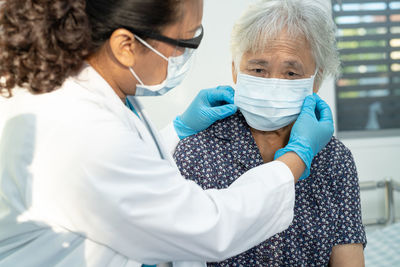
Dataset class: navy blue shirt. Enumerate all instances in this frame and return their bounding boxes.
[173,112,366,267]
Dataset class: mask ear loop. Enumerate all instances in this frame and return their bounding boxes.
[134,35,168,61]
[129,35,170,86]
[311,66,320,96]
[313,66,319,78]
[129,67,144,85]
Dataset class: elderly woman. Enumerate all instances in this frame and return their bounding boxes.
[173,0,366,266]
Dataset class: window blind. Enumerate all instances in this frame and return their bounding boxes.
[332,0,400,132]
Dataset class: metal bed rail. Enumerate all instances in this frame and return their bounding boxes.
[360,179,399,226]
[393,180,400,191]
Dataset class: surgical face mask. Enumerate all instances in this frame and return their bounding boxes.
[234,71,317,131]
[129,35,195,96]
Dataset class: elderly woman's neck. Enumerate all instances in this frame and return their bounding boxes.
[250,124,292,163]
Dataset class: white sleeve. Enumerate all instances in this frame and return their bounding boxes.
[38,118,295,264]
[160,122,180,155]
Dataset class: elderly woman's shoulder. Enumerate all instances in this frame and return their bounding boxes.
[310,137,355,173]
[175,112,239,151]
[309,137,358,186]
[312,137,354,172]
[322,136,352,155]
[173,116,232,161]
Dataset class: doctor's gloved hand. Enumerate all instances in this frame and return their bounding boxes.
[274,94,334,180]
[174,86,237,139]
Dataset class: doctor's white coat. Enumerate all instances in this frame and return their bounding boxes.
[0,65,295,266]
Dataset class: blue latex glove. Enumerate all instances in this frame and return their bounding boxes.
[274,94,334,180]
[174,86,237,139]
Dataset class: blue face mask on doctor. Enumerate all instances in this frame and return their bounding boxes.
[129,35,196,97]
[234,71,317,131]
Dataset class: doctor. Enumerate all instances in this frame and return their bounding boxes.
[0,0,334,266]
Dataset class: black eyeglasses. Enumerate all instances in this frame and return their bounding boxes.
[123,25,204,49]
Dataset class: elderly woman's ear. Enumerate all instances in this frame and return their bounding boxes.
[313,79,319,93]
[313,69,323,93]
[232,61,238,84]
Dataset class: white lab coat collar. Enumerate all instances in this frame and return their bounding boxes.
[70,63,173,163]
[70,62,134,125]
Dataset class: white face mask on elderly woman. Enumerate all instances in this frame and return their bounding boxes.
[234,71,317,131]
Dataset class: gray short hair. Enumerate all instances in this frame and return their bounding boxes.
[230,0,340,87]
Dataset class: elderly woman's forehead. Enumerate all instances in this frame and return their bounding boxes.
[244,39,310,60]
[255,30,310,50]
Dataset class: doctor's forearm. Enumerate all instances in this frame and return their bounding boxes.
[276,152,305,183]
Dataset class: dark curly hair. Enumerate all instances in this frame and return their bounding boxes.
[0,0,182,97]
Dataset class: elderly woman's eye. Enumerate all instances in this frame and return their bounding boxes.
[252,69,264,73]
[288,71,298,77]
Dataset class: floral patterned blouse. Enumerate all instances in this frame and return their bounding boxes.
[173,112,366,267]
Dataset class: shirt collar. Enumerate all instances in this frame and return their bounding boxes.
[210,111,264,170]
